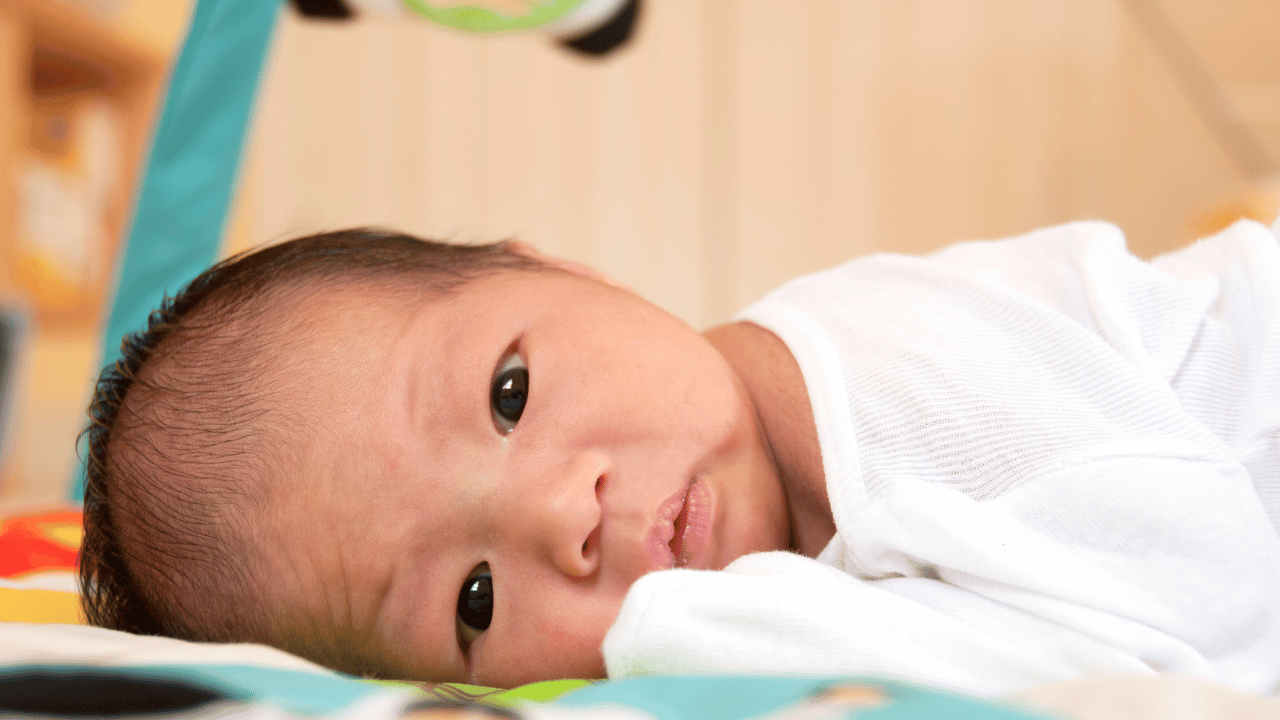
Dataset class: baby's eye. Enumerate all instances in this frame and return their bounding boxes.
[456,564,493,649]
[490,351,528,434]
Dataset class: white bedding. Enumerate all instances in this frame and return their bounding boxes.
[0,621,330,673]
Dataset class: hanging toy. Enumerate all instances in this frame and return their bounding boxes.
[290,0,642,57]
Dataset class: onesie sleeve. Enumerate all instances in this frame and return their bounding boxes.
[1148,222,1280,528]
[603,552,1152,696]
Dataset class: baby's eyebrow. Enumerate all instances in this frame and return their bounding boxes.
[402,341,427,434]
[281,579,399,680]
[306,533,402,678]
[397,316,465,440]
[360,540,474,683]
[366,557,397,635]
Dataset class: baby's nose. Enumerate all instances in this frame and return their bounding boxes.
[527,451,607,578]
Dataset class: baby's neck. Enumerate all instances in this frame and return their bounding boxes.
[703,321,834,557]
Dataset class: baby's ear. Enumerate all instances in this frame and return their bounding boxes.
[505,240,630,291]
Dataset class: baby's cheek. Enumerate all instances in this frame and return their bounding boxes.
[483,635,606,686]
[484,598,615,685]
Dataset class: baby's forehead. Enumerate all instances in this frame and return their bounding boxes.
[256,279,443,352]
[268,268,547,326]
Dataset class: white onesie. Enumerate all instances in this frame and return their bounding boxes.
[602,221,1280,696]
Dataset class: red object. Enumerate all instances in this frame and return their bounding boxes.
[0,509,81,578]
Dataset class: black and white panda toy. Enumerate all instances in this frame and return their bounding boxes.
[289,0,642,57]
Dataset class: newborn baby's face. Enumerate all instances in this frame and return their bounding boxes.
[261,266,791,687]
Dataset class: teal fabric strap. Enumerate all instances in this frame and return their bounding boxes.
[74,0,280,500]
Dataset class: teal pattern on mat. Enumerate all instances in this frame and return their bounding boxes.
[556,676,1058,720]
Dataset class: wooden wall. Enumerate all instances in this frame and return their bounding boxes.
[241,0,1280,330]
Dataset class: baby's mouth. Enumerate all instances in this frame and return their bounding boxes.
[647,483,691,570]
[669,489,691,564]
[668,479,711,568]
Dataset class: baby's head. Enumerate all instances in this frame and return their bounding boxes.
[80,229,790,686]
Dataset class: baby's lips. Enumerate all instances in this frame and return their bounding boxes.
[672,478,712,568]
[644,484,689,571]
[646,523,675,571]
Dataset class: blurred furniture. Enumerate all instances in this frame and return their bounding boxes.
[0,0,162,329]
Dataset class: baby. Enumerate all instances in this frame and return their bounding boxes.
[79,222,1280,694]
